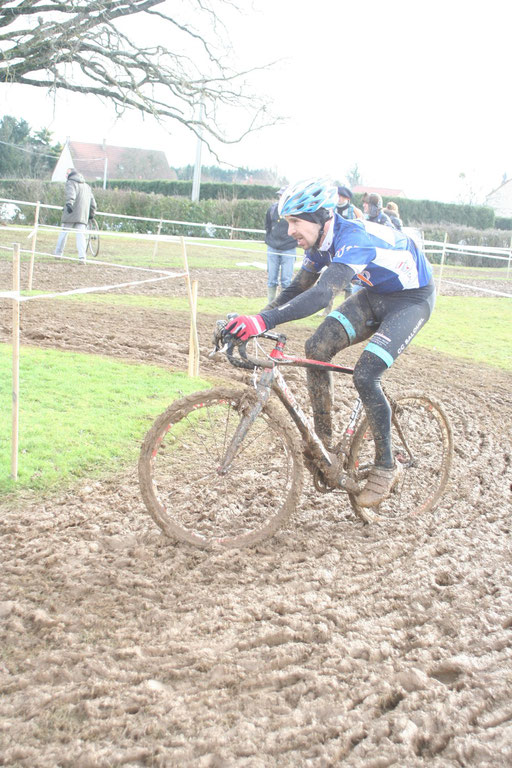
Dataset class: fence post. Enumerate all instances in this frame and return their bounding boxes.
[507,236,512,281]
[180,237,200,377]
[27,200,40,291]
[11,243,21,479]
[437,232,448,294]
[151,219,163,265]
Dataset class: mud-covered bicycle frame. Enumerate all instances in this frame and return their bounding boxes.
[216,330,367,494]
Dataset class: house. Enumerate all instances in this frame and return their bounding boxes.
[51,140,176,183]
[485,179,512,217]
[352,184,406,198]
[352,185,406,199]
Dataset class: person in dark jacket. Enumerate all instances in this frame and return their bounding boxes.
[366,193,392,228]
[54,168,97,264]
[265,187,298,303]
[384,200,403,231]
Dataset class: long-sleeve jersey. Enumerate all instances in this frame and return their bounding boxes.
[302,214,432,293]
[260,213,433,330]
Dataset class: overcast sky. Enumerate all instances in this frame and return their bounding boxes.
[2,0,510,203]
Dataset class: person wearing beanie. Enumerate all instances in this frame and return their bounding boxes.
[224,178,435,508]
[336,185,363,221]
[264,186,298,304]
[384,201,403,231]
[366,193,392,228]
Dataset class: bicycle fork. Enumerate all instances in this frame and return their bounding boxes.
[216,369,273,475]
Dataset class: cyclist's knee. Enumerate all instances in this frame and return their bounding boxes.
[353,352,387,399]
[305,319,348,361]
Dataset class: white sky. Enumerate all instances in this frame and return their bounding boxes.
[1,0,511,203]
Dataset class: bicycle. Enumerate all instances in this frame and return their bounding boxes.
[138,323,453,549]
[86,218,100,258]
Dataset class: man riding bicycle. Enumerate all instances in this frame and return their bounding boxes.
[224,178,436,508]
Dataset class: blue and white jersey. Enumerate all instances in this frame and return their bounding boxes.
[302,214,432,293]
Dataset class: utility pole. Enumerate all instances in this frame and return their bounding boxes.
[102,138,108,190]
[191,96,204,202]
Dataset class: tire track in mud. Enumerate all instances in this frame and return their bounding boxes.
[0,261,511,766]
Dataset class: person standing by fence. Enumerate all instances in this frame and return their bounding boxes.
[264,187,298,304]
[54,168,96,264]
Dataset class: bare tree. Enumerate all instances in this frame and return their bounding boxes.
[0,0,276,152]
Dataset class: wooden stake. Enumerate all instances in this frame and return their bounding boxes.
[27,200,40,291]
[11,243,21,479]
[181,237,200,377]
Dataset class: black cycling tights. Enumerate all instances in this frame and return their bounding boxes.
[305,283,435,468]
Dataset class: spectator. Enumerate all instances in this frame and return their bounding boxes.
[54,168,97,264]
[384,200,403,230]
[336,185,363,220]
[264,187,298,304]
[366,193,392,227]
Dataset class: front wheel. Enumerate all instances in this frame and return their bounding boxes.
[347,392,453,523]
[138,387,303,548]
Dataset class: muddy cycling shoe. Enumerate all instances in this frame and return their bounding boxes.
[357,462,403,508]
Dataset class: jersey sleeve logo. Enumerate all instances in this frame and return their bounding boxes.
[355,270,374,287]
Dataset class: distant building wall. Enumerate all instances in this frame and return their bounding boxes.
[486,181,512,217]
[51,145,74,182]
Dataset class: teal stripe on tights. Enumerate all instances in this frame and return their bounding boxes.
[327,310,356,342]
[364,342,394,368]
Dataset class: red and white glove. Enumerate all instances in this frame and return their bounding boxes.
[224,314,267,341]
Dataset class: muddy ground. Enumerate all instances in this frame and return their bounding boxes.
[0,259,511,767]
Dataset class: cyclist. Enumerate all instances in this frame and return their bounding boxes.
[224,178,436,508]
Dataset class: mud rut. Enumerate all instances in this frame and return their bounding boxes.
[1,261,511,767]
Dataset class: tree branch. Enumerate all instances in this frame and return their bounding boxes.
[0,0,279,147]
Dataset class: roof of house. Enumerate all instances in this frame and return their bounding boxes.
[352,185,406,198]
[67,141,174,181]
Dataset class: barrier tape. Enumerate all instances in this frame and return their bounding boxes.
[441,280,512,298]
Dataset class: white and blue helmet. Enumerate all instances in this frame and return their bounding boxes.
[278,178,338,219]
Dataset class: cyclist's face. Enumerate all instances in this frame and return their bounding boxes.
[285,216,321,249]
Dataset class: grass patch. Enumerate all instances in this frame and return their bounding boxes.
[0,344,209,495]
[411,295,512,370]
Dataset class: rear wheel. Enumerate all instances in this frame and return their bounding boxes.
[347,392,453,523]
[138,387,303,548]
[86,218,100,257]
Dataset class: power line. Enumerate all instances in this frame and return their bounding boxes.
[0,139,60,159]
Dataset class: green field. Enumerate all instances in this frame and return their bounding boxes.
[0,345,208,494]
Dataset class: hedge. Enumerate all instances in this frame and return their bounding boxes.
[90,178,278,201]
[0,180,508,246]
[351,194,495,230]
[92,180,496,230]
[495,217,512,231]
[0,179,268,240]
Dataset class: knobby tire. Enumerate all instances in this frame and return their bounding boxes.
[347,391,453,523]
[138,387,304,549]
